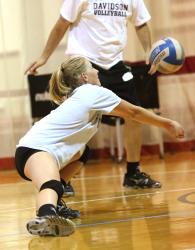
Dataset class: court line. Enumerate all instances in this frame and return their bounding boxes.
[73,169,195,181]
[1,186,195,213]
[0,209,195,238]
[1,168,195,187]
[77,209,195,228]
[67,187,195,205]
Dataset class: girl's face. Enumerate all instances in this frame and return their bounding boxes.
[86,67,101,86]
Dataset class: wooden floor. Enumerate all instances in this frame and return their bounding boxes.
[1,151,195,250]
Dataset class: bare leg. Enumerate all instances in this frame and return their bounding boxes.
[60,161,83,183]
[123,118,161,188]
[24,151,60,210]
[60,150,84,184]
[59,151,83,199]
[124,118,142,162]
[24,151,76,236]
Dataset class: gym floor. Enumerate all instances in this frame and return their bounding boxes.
[1,151,195,250]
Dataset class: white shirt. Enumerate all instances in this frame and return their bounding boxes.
[18,84,121,169]
[60,0,151,69]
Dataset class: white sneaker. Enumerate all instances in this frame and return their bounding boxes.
[26,215,75,236]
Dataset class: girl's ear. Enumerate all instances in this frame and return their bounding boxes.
[80,73,88,82]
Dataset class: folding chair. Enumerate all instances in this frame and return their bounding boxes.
[101,115,125,163]
[27,74,57,123]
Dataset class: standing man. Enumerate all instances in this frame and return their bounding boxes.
[25,0,161,190]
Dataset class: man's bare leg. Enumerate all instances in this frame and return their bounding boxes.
[123,119,161,188]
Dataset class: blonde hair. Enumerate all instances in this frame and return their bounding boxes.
[49,56,91,104]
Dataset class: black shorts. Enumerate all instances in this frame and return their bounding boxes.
[92,61,141,106]
[15,147,42,181]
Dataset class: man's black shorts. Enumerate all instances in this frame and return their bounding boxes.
[92,61,141,106]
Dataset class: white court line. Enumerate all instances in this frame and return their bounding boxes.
[77,210,195,228]
[67,186,195,205]
[1,169,195,187]
[1,210,195,238]
[74,169,195,181]
[1,186,195,213]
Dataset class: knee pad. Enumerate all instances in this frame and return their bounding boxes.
[79,145,90,164]
[40,180,64,199]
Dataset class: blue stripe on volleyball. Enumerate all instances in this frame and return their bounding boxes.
[149,43,167,62]
[163,38,184,65]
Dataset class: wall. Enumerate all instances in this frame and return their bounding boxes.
[0,0,65,161]
[0,0,195,167]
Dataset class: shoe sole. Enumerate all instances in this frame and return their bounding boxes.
[26,217,75,236]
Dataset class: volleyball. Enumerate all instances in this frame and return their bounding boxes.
[149,37,185,74]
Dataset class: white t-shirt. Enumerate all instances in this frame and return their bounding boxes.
[60,0,151,69]
[17,84,121,169]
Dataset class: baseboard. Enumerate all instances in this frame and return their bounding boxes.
[0,157,15,170]
[1,140,195,170]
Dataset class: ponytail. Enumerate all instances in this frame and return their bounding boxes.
[49,66,71,105]
[49,56,90,104]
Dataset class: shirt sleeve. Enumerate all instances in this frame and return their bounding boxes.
[91,87,121,114]
[60,0,86,22]
[130,0,151,26]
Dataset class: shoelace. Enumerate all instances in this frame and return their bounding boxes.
[58,199,68,208]
[135,171,157,185]
[58,199,75,214]
[136,171,150,177]
[57,200,79,219]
